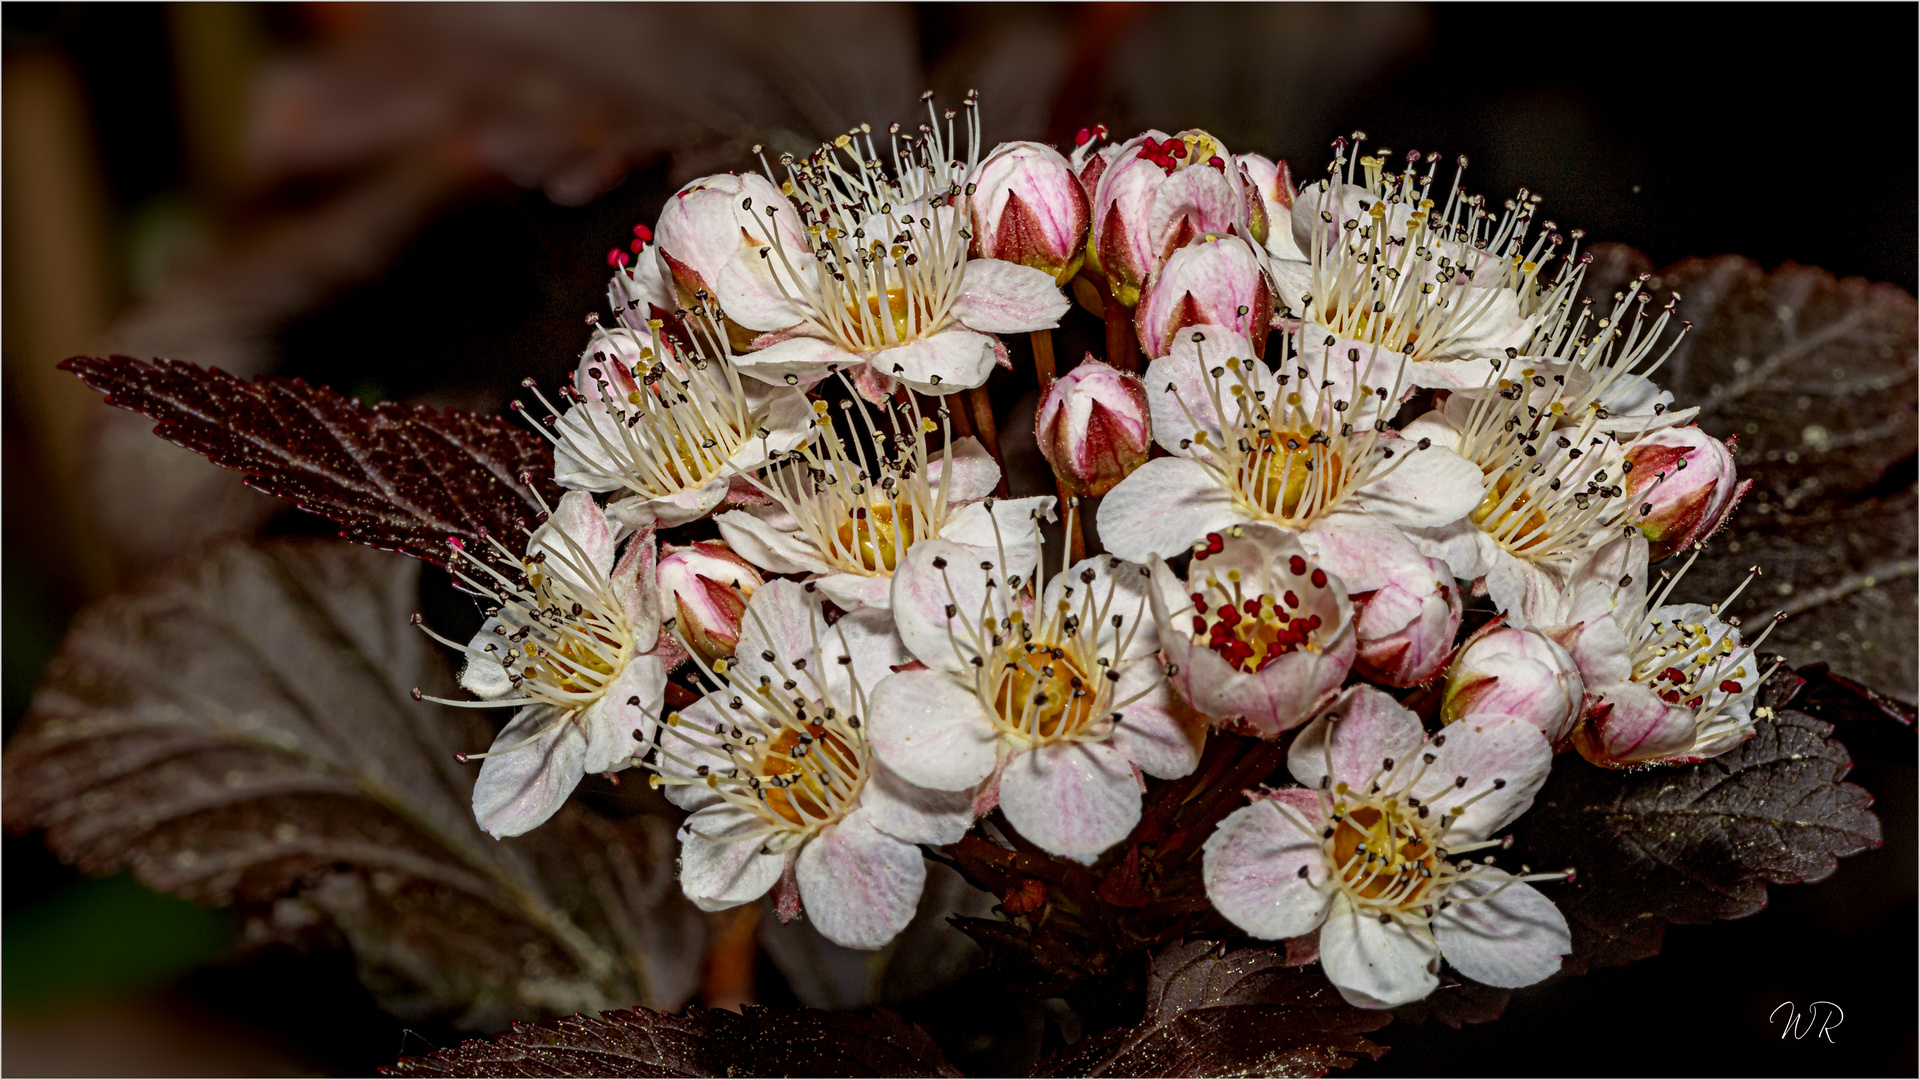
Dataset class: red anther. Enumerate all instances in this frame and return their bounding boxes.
[1093,124,1108,138]
[1168,140,1187,158]
[1075,127,1093,146]
[1719,679,1743,694]
[1288,555,1307,575]
[630,239,645,254]
[448,536,465,551]
[454,752,470,763]
[1310,568,1328,588]
[1307,614,1322,631]
[1660,689,1682,704]
[1685,695,1704,708]
[1191,592,1208,609]
[1284,590,1300,608]
[1208,155,1226,171]
[1205,532,1226,553]
[1138,136,1160,153]
[1217,605,1241,627]
[1243,598,1261,616]
[1659,667,1686,682]
[607,248,630,268]
[1192,615,1209,635]
[633,223,653,242]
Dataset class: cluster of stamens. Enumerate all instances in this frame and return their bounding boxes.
[1186,542,1330,672]
[747,92,982,355]
[1618,545,1785,741]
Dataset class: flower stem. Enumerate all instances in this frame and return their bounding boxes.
[1030,329,1059,387]
[967,385,1011,497]
[1104,301,1139,373]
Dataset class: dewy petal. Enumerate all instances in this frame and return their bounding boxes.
[924,436,1003,504]
[1318,893,1440,1009]
[579,654,666,774]
[1041,554,1159,663]
[729,333,850,388]
[472,705,586,839]
[1202,791,1334,941]
[1432,878,1571,989]
[1107,659,1205,779]
[860,759,973,846]
[867,669,1002,791]
[1348,442,1484,529]
[794,807,927,950]
[715,506,834,576]
[1097,457,1246,563]
[1410,716,1553,841]
[1287,685,1427,794]
[950,258,1070,334]
[677,803,786,911]
[998,741,1143,864]
[873,329,999,396]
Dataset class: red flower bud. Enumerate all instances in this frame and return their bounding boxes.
[1035,358,1151,497]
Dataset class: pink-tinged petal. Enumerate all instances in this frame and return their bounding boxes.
[872,329,999,396]
[1318,894,1440,1009]
[1398,408,1464,452]
[530,490,616,591]
[657,698,728,812]
[937,496,1054,588]
[715,506,833,576]
[1411,717,1553,841]
[715,245,811,332]
[1483,550,1562,630]
[729,580,819,687]
[889,538,995,673]
[819,606,911,706]
[925,436,1003,504]
[1287,685,1427,794]
[1404,519,1498,583]
[1577,681,1697,766]
[1433,879,1570,989]
[460,617,514,699]
[1147,164,1241,261]
[1349,442,1484,529]
[794,807,926,950]
[729,333,850,388]
[472,706,585,839]
[1202,792,1333,941]
[677,803,785,911]
[1162,634,1352,738]
[1299,515,1425,594]
[1041,554,1159,663]
[867,669,1001,791]
[1135,236,1272,359]
[860,759,973,846]
[610,519,662,648]
[814,572,893,613]
[1096,457,1246,563]
[997,742,1142,864]
[1142,324,1269,454]
[1107,660,1205,779]
[553,402,627,492]
[579,655,666,774]
[951,258,1070,333]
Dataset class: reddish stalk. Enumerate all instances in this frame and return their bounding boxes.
[1031,328,1085,559]
[967,385,1012,497]
[1104,301,1140,373]
[699,904,760,1011]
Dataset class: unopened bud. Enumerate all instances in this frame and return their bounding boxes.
[1035,358,1151,497]
[1087,128,1249,309]
[1351,554,1462,687]
[1135,235,1274,359]
[1624,426,1749,560]
[1442,625,1584,745]
[657,541,764,665]
[970,141,1090,285]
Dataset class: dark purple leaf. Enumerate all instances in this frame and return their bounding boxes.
[1,540,701,1028]
[1509,708,1882,974]
[61,355,562,570]
[1038,941,1388,1078]
[383,1004,960,1078]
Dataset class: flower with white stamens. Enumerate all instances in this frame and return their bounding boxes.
[517,321,817,529]
[1096,324,1484,565]
[1145,522,1356,736]
[714,93,1068,401]
[715,391,1052,611]
[1572,548,1784,767]
[869,524,1204,863]
[413,492,677,838]
[651,580,968,949]
[1203,684,1572,1009]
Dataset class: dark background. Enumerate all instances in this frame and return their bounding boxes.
[4,3,1914,1075]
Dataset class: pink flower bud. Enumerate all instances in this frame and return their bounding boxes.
[1035,358,1151,497]
[1134,235,1274,359]
[1237,154,1300,259]
[1351,554,1462,687]
[654,172,798,306]
[971,141,1090,285]
[1087,129,1249,308]
[1442,625,1584,745]
[1624,426,1750,560]
[657,541,764,665]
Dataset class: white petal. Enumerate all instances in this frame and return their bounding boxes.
[529,490,616,592]
[1411,717,1553,841]
[1349,443,1484,529]
[1043,555,1159,662]
[1287,685,1427,794]
[860,759,973,846]
[552,402,629,492]
[715,245,811,332]
[794,808,927,949]
[1318,894,1440,1009]
[471,706,586,839]
[937,496,1054,586]
[715,506,833,576]
[1107,661,1205,779]
[677,803,785,911]
[1404,518,1498,582]
[1202,792,1333,940]
[1096,457,1245,563]
[1142,325,1268,454]
[814,571,894,613]
[925,436,1003,504]
[579,655,666,774]
[729,333,852,387]
[729,579,822,688]
[819,605,911,706]
[867,669,1002,790]
[459,617,514,698]
[1433,879,1570,989]
[997,742,1141,864]
[873,329,999,395]
[950,258,1070,333]
[889,537,994,673]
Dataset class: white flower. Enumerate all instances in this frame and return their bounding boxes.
[715,394,1052,611]
[1202,685,1571,1009]
[650,580,968,950]
[1096,323,1483,565]
[714,95,1067,400]
[416,492,675,838]
[868,531,1203,863]
[519,322,817,529]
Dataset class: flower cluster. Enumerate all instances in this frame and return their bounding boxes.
[418,111,1771,1006]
